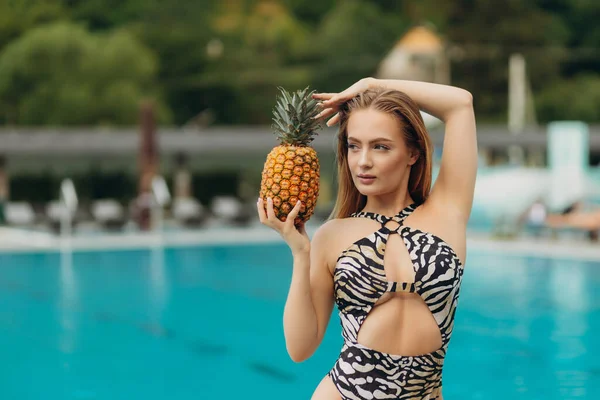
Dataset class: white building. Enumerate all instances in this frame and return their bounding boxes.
[377,25,450,85]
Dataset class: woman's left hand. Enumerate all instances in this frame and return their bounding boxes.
[312,77,376,126]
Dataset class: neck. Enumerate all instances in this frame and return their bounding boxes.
[361,192,415,217]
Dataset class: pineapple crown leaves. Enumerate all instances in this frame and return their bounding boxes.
[271,86,323,146]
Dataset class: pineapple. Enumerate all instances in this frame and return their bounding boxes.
[260,86,322,226]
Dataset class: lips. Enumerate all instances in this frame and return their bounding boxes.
[357,174,376,185]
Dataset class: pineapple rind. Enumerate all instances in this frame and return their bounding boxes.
[261,145,320,226]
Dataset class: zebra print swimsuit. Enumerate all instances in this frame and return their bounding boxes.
[328,203,464,400]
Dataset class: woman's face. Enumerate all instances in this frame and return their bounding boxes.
[346,108,417,197]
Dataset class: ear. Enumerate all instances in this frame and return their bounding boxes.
[408,149,419,166]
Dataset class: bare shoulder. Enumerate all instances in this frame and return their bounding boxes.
[313,217,365,240]
[311,218,343,241]
[310,218,357,271]
[311,218,352,250]
[309,219,342,265]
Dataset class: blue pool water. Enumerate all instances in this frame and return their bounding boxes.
[0,244,599,399]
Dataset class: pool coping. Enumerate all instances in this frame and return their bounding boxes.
[0,226,598,262]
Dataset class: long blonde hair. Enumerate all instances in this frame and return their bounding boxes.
[329,87,433,219]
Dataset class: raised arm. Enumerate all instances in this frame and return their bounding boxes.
[370,79,477,220]
[315,78,478,220]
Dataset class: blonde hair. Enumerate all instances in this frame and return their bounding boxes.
[329,87,433,219]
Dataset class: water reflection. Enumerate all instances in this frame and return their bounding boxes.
[59,244,77,354]
[457,253,598,396]
[149,246,167,314]
[550,259,589,312]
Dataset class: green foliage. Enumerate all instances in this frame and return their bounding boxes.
[0,0,599,125]
[283,0,336,27]
[536,74,600,122]
[0,22,169,125]
[559,0,600,78]
[179,1,316,124]
[126,0,216,125]
[0,0,67,49]
[66,0,151,30]
[444,0,572,120]
[312,0,408,93]
[563,0,600,47]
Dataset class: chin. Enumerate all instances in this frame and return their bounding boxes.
[355,185,382,197]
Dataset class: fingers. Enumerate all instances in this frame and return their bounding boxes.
[313,91,350,123]
[257,197,281,229]
[315,107,336,120]
[312,93,336,100]
[286,200,302,225]
[314,92,343,109]
[257,196,265,216]
[326,113,341,127]
[259,197,305,237]
[321,95,339,106]
[286,201,307,235]
[257,197,269,225]
[265,197,277,221]
[321,90,351,108]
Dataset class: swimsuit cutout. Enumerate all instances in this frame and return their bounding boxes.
[328,203,464,400]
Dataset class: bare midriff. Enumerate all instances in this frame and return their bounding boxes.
[356,293,443,356]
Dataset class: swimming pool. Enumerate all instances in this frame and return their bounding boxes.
[0,243,598,399]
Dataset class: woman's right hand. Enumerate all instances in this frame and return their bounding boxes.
[257,197,310,256]
[313,77,376,126]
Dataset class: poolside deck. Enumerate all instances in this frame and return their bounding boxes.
[1,224,598,262]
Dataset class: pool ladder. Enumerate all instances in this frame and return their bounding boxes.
[59,178,78,246]
[151,175,171,245]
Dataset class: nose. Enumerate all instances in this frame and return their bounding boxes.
[358,149,372,169]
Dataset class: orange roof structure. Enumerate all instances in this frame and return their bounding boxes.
[394,26,443,53]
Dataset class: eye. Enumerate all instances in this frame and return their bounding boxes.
[374,144,390,150]
[346,143,358,150]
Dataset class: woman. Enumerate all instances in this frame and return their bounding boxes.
[257,77,477,399]
[545,202,600,241]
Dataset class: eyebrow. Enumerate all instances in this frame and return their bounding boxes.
[347,137,394,144]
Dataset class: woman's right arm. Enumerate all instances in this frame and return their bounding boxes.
[257,197,335,362]
[283,222,335,362]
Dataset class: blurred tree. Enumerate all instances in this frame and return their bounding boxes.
[311,0,408,93]
[178,0,314,124]
[282,0,336,27]
[0,0,66,50]
[0,22,169,125]
[127,0,217,125]
[444,0,570,121]
[1,0,598,125]
[558,0,600,78]
[62,0,150,31]
[537,74,600,122]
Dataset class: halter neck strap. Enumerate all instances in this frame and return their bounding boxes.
[350,202,419,228]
